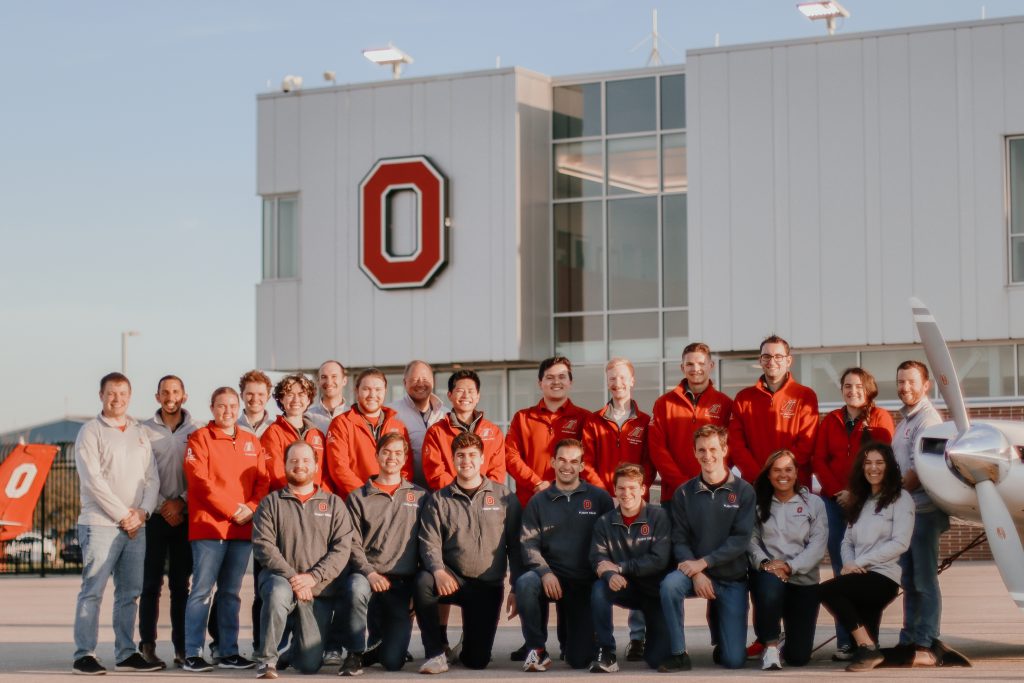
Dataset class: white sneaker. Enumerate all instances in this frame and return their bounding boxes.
[762,645,782,671]
[419,654,449,674]
[323,650,343,666]
[523,648,551,673]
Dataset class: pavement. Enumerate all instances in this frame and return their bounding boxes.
[0,562,1022,681]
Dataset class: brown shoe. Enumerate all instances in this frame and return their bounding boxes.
[139,643,167,670]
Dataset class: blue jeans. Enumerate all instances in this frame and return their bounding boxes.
[659,570,748,669]
[256,573,331,673]
[750,571,819,666]
[591,578,668,669]
[515,571,595,669]
[341,573,414,671]
[73,524,146,662]
[184,539,252,658]
[900,508,949,647]
[823,497,851,649]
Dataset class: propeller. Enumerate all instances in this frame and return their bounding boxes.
[912,297,1024,610]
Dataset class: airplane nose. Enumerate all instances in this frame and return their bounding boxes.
[945,423,1014,485]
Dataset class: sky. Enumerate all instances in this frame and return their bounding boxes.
[0,0,1019,433]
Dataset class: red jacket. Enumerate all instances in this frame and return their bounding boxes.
[421,412,506,490]
[728,375,819,484]
[812,406,895,497]
[647,382,733,503]
[260,416,328,492]
[325,406,411,497]
[505,399,598,507]
[184,422,270,541]
[582,401,653,498]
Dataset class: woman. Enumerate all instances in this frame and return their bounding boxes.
[811,367,894,660]
[819,443,914,672]
[749,450,827,671]
[261,373,327,492]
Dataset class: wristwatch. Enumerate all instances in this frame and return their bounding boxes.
[760,559,771,570]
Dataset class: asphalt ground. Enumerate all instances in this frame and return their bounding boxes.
[1,562,1022,681]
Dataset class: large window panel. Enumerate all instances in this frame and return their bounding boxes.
[719,356,763,398]
[509,368,541,416]
[630,363,662,414]
[609,312,659,360]
[662,133,687,193]
[554,201,604,313]
[1010,137,1024,283]
[949,346,1015,398]
[861,349,930,401]
[607,77,656,134]
[661,74,685,129]
[662,194,687,307]
[553,83,602,139]
[607,136,658,196]
[262,195,299,280]
[608,197,658,310]
[662,310,688,359]
[555,315,606,363]
[571,365,609,413]
[554,141,603,199]
[262,199,275,279]
[792,352,858,404]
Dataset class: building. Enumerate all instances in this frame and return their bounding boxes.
[254,15,1024,426]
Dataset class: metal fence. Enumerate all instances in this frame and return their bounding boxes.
[0,442,81,576]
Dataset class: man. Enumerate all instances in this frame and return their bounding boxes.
[648,342,733,507]
[139,375,201,668]
[728,335,818,484]
[306,360,349,434]
[341,433,428,675]
[422,369,506,490]
[72,372,161,675]
[517,439,613,671]
[893,360,947,665]
[660,424,756,671]
[252,442,354,679]
[414,432,522,673]
[238,370,275,438]
[387,360,446,487]
[588,463,672,673]
[261,374,327,492]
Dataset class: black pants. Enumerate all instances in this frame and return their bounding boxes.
[750,571,819,666]
[819,571,899,644]
[138,514,191,654]
[516,572,593,669]
[414,571,503,669]
[209,558,263,651]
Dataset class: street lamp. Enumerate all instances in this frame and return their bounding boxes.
[121,330,140,376]
[362,44,414,79]
[797,1,850,35]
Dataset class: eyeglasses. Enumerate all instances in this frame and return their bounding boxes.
[759,354,789,364]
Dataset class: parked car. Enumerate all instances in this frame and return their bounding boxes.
[4,532,57,563]
[60,528,82,564]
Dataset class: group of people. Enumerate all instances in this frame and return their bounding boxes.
[69,335,947,677]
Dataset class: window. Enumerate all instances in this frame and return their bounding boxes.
[606,78,656,134]
[553,83,602,139]
[661,74,685,129]
[262,195,298,279]
[1009,137,1024,282]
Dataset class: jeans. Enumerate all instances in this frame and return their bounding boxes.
[823,496,851,649]
[628,610,646,641]
[591,578,668,669]
[819,571,899,643]
[73,524,146,662]
[138,514,191,654]
[256,573,331,673]
[900,508,949,647]
[341,573,414,671]
[208,558,263,651]
[659,570,748,669]
[414,571,503,669]
[750,571,819,666]
[184,539,251,658]
[515,571,594,669]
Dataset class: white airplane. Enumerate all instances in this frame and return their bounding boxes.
[911,298,1024,612]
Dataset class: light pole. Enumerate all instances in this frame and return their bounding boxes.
[121,330,140,376]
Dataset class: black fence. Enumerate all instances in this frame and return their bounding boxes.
[0,442,82,576]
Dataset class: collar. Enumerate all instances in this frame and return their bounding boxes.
[97,413,136,429]
[600,400,636,422]
[612,502,651,528]
[900,397,932,420]
[695,470,737,493]
[316,398,347,417]
[363,477,414,496]
[771,486,809,505]
[758,373,792,395]
[152,408,192,431]
[448,410,483,432]
[240,410,273,429]
[448,476,496,500]
[545,481,589,500]
[205,421,242,440]
[403,392,444,414]
[279,486,328,501]
[534,398,574,415]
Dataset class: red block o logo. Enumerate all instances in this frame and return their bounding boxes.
[359,156,448,289]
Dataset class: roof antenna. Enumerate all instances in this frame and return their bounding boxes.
[631,9,681,65]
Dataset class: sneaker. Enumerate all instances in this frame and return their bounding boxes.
[219,654,256,669]
[323,649,344,666]
[209,643,221,663]
[139,643,166,669]
[362,641,381,667]
[256,663,279,679]
[419,653,449,674]
[115,652,163,672]
[746,640,765,660]
[174,652,186,668]
[624,638,645,662]
[340,652,364,676]
[832,644,854,662]
[846,644,884,672]
[182,657,214,673]
[761,645,782,671]
[446,635,463,665]
[712,645,721,665]
[72,656,107,675]
[589,648,618,673]
[657,652,692,672]
[523,648,552,673]
[510,643,529,661]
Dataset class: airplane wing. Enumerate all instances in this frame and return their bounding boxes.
[0,444,59,541]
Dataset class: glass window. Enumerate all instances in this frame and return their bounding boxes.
[663,361,680,395]
[262,195,299,280]
[478,369,507,427]
[719,356,763,398]
[661,74,685,129]
[553,83,601,139]
[608,197,658,309]
[554,141,603,199]
[1010,137,1024,283]
[861,349,930,402]
[662,310,688,359]
[609,312,659,360]
[570,365,608,413]
[662,194,687,308]
[607,136,658,196]
[949,345,1015,398]
[791,352,859,405]
[509,368,540,415]
[662,133,687,193]
[262,199,274,279]
[607,77,656,134]
[631,363,662,414]
[555,315,605,363]
[554,202,603,313]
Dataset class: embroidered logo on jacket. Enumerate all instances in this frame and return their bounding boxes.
[311,435,323,447]
[562,419,578,432]
[628,427,644,439]
[243,441,256,455]
[639,523,651,536]
[485,495,495,506]
[780,399,797,418]
[708,403,722,417]
[583,499,592,510]
[318,502,328,512]
[406,492,417,503]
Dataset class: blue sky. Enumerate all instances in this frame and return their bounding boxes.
[0,1,1018,432]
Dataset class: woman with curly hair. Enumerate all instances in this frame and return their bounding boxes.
[819,443,914,672]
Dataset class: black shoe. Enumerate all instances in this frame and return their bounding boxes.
[712,645,721,665]
[114,652,163,673]
[404,651,413,663]
[182,656,214,673]
[218,654,256,669]
[173,652,186,668]
[362,640,381,667]
[138,643,166,670]
[832,644,854,661]
[72,656,107,675]
[339,652,364,677]
[846,645,884,672]
[589,648,618,673]
[625,638,645,662]
[658,652,692,673]
[510,643,529,661]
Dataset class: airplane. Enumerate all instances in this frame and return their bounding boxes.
[911,298,1024,613]
[0,442,59,542]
